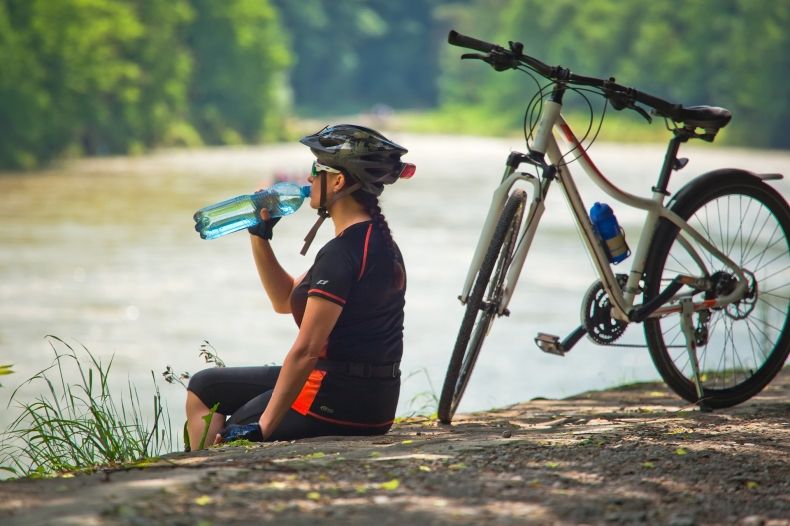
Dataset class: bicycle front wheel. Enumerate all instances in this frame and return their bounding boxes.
[438,190,527,424]
[643,170,790,408]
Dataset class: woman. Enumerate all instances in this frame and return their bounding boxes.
[185,125,413,447]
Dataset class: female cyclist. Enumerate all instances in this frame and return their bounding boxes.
[185,124,414,447]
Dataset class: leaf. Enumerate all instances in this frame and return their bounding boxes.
[641,461,655,469]
[304,452,326,459]
[674,447,688,456]
[0,364,14,375]
[401,439,414,445]
[194,495,213,506]
[418,465,432,472]
[545,461,559,469]
[379,479,400,491]
[369,451,382,458]
[306,491,321,501]
[448,463,466,470]
[745,481,759,490]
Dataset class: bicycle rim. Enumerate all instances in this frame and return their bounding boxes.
[644,173,790,407]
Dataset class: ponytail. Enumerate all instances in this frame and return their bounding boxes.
[352,191,405,290]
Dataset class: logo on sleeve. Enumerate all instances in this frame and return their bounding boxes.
[316,280,330,285]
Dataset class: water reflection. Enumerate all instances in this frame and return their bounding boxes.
[1,137,788,432]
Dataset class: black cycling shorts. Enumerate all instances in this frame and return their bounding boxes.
[187,366,393,441]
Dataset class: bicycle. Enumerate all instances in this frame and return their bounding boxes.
[438,30,790,424]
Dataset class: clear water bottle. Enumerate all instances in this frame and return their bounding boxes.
[194,182,311,240]
[590,202,630,264]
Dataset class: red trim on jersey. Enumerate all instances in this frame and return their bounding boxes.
[306,410,394,428]
[291,369,327,415]
[358,223,373,281]
[308,288,346,305]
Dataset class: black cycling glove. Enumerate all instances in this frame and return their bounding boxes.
[248,216,281,240]
[220,423,264,442]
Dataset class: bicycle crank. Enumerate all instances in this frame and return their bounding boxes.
[581,275,629,345]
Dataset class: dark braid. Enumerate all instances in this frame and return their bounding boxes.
[352,190,405,290]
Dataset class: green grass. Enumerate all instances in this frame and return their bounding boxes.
[388,105,681,144]
[0,336,175,478]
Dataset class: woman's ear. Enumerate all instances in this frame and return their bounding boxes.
[332,172,347,191]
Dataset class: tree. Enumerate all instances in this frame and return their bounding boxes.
[187,0,291,144]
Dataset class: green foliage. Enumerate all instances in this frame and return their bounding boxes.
[3,1,789,169]
[0,0,289,169]
[273,0,442,114]
[441,0,790,148]
[0,336,174,478]
[187,0,291,143]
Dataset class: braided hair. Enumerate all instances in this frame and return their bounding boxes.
[352,190,405,291]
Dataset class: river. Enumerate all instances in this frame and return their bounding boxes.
[1,134,788,435]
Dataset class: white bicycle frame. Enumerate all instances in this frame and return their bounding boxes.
[458,100,749,323]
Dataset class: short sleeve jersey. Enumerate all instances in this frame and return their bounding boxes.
[290,220,406,365]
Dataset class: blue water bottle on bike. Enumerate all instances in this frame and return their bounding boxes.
[194,182,311,240]
[590,202,630,264]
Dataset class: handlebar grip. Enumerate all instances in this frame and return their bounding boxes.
[448,30,497,53]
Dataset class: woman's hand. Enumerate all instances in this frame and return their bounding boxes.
[213,423,265,445]
[248,208,281,240]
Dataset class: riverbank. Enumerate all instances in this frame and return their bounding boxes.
[2,369,788,526]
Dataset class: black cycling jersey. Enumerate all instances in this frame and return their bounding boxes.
[291,220,406,364]
[288,220,406,426]
[188,219,407,436]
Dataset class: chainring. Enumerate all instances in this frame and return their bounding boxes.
[581,275,628,345]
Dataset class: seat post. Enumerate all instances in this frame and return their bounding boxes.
[654,131,689,194]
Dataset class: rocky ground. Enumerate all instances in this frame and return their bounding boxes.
[1,369,788,526]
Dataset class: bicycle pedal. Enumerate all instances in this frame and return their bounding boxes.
[535,333,566,356]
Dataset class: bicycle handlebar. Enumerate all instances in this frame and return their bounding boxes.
[447,29,684,122]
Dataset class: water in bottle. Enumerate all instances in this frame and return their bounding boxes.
[590,202,630,264]
[194,182,311,240]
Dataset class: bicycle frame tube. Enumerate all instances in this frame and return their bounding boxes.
[459,106,748,319]
[549,115,748,317]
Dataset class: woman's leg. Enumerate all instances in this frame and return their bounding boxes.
[185,391,226,450]
[185,366,281,450]
[227,390,391,441]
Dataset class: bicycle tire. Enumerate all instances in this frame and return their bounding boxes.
[438,190,527,423]
[643,169,790,408]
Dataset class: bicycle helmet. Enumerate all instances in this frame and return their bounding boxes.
[297,124,414,255]
[300,124,412,196]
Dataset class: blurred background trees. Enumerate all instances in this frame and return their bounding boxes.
[1,0,788,169]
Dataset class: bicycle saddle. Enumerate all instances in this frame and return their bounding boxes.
[676,106,732,131]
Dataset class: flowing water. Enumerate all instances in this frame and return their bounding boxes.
[1,135,788,434]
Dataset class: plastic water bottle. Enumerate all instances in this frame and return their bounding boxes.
[194,182,311,240]
[590,202,630,264]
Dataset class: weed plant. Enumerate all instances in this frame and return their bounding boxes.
[0,336,174,478]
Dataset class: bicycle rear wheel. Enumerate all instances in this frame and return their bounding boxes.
[643,170,790,408]
[438,190,527,423]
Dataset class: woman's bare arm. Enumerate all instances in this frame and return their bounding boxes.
[250,235,296,313]
[257,297,342,436]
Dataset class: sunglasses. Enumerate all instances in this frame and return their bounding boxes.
[311,161,341,177]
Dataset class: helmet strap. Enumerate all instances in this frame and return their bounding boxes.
[300,180,362,255]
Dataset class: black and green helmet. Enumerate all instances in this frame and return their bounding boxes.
[300,124,411,196]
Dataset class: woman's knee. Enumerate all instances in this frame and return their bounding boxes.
[186,367,218,395]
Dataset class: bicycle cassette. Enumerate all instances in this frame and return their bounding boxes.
[581,276,628,345]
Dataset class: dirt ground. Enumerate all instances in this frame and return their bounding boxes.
[1,369,788,526]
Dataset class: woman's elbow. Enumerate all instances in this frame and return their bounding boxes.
[272,302,292,314]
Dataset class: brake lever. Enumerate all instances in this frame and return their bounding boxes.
[632,104,652,124]
[461,53,488,61]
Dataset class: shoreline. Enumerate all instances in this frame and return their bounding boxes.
[2,369,788,525]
